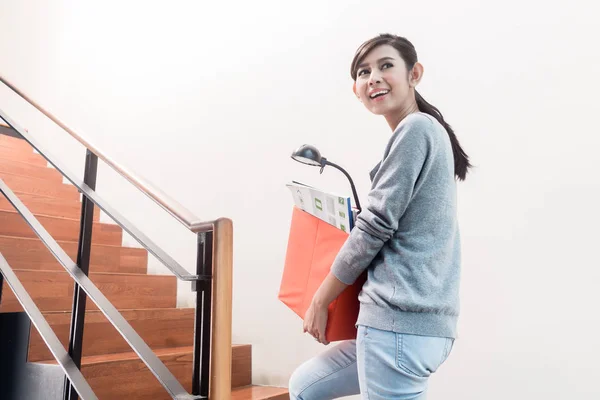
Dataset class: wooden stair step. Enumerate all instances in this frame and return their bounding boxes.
[0,235,147,274]
[0,133,32,151]
[28,308,196,362]
[0,270,176,312]
[0,158,63,182]
[0,192,100,221]
[35,345,252,399]
[0,145,47,166]
[232,385,289,400]
[1,171,80,201]
[0,209,121,246]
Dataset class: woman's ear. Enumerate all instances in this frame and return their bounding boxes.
[353,82,361,101]
[409,62,424,88]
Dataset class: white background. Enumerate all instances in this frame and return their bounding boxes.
[1,1,599,398]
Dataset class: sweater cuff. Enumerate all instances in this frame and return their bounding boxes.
[330,225,385,285]
[331,256,361,285]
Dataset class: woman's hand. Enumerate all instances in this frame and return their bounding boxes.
[302,272,349,345]
[303,299,330,345]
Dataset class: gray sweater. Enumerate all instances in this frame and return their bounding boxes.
[331,112,461,339]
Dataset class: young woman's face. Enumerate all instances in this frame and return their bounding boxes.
[354,44,415,117]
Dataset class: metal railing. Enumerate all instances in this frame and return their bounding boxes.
[0,76,233,400]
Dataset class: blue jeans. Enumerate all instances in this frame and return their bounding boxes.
[289,325,454,399]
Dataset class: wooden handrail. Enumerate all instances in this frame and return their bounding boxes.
[0,75,206,233]
[210,218,233,400]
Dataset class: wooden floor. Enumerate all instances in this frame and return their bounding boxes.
[0,132,288,399]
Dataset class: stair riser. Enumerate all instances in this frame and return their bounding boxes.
[80,346,251,399]
[0,236,147,274]
[0,270,177,312]
[233,387,289,400]
[0,159,63,182]
[2,172,80,201]
[261,393,288,400]
[0,146,47,166]
[28,309,195,361]
[0,211,121,246]
[0,193,100,221]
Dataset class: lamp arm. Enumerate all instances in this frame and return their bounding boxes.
[323,160,362,213]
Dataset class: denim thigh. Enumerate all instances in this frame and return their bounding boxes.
[288,339,361,399]
[356,325,454,400]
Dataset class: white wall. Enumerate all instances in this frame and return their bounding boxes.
[1,1,599,398]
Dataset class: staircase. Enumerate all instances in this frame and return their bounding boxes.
[0,130,288,399]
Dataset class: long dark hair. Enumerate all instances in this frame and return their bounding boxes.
[350,34,471,181]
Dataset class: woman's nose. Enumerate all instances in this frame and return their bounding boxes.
[369,72,381,86]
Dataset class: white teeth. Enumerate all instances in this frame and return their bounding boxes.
[370,90,389,99]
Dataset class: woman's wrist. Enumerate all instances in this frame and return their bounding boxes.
[312,293,329,309]
[312,272,348,309]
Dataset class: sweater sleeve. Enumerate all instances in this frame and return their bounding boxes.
[330,117,433,285]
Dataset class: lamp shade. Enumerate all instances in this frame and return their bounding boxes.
[291,144,323,167]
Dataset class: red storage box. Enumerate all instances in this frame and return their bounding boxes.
[278,206,366,342]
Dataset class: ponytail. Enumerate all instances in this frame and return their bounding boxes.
[415,91,471,181]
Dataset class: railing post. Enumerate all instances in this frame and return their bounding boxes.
[192,231,213,398]
[64,149,98,400]
[210,219,233,400]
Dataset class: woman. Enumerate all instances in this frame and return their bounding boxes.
[288,33,471,399]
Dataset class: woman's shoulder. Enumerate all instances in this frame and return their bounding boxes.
[396,112,437,133]
[390,112,440,147]
[398,112,449,145]
[383,112,450,162]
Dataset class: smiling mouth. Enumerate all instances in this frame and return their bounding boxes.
[369,89,390,99]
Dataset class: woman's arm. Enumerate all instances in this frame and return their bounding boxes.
[313,272,349,308]
[331,117,432,285]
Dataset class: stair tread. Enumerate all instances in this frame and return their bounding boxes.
[232,385,289,400]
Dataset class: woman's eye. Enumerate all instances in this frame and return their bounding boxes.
[358,69,369,76]
[381,62,393,69]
